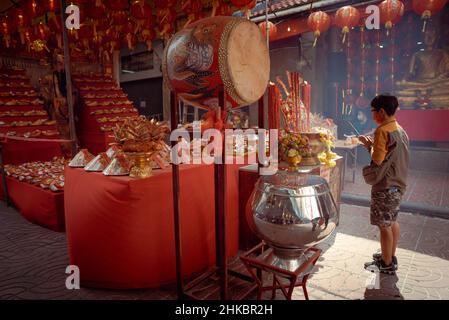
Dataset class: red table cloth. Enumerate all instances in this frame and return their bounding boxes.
[64,163,241,289]
[2,177,65,231]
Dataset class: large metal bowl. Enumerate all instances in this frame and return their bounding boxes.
[248,171,339,258]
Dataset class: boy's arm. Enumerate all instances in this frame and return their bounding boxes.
[371,129,388,166]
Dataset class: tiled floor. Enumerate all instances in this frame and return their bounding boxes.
[1,202,449,300]
[342,166,449,209]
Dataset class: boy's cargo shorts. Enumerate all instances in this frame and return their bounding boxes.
[370,187,402,227]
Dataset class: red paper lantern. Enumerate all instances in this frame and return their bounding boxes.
[131,0,152,20]
[307,11,331,47]
[109,0,129,11]
[379,0,404,33]
[412,0,448,31]
[334,6,360,43]
[231,0,256,17]
[258,21,277,41]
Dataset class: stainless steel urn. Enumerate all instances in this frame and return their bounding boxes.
[248,171,339,260]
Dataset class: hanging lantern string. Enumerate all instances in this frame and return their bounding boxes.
[360,26,365,98]
[375,30,381,95]
[391,27,395,91]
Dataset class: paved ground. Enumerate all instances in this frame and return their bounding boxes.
[342,166,449,209]
[1,202,448,300]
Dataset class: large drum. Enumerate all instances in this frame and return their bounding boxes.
[163,16,270,109]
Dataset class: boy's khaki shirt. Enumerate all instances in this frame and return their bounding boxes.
[364,119,410,193]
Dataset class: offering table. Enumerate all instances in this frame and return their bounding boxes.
[64,163,241,289]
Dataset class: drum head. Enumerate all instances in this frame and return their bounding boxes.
[226,20,270,105]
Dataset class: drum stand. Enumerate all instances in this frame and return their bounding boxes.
[170,90,265,300]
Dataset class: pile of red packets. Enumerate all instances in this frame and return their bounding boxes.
[5,157,67,192]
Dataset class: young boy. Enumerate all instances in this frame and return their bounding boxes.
[358,94,410,275]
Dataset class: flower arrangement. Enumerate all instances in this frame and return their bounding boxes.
[279,130,312,170]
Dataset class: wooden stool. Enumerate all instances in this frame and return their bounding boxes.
[240,242,321,300]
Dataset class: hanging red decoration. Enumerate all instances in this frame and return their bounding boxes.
[258,21,277,41]
[334,6,360,43]
[182,0,204,27]
[78,23,94,51]
[8,8,31,46]
[33,22,51,41]
[86,1,106,20]
[379,0,404,35]
[307,11,331,47]
[47,13,62,33]
[122,19,137,50]
[211,0,232,16]
[30,22,51,53]
[157,7,176,39]
[412,0,448,32]
[24,0,41,18]
[231,0,257,18]
[42,0,61,12]
[356,27,368,108]
[139,27,156,51]
[0,16,11,48]
[130,0,152,20]
[112,11,129,28]
[109,0,129,11]
[47,12,63,48]
[9,8,30,30]
[93,19,109,46]
[105,27,121,53]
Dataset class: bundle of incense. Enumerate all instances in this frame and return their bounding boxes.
[286,71,302,132]
[301,81,312,132]
[276,77,295,132]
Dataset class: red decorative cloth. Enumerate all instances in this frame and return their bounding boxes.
[64,164,242,288]
[1,177,65,231]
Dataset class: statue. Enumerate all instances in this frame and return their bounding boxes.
[396,25,449,109]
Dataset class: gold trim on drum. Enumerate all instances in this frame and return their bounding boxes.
[219,18,246,106]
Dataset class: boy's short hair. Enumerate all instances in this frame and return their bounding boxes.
[371,94,399,116]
